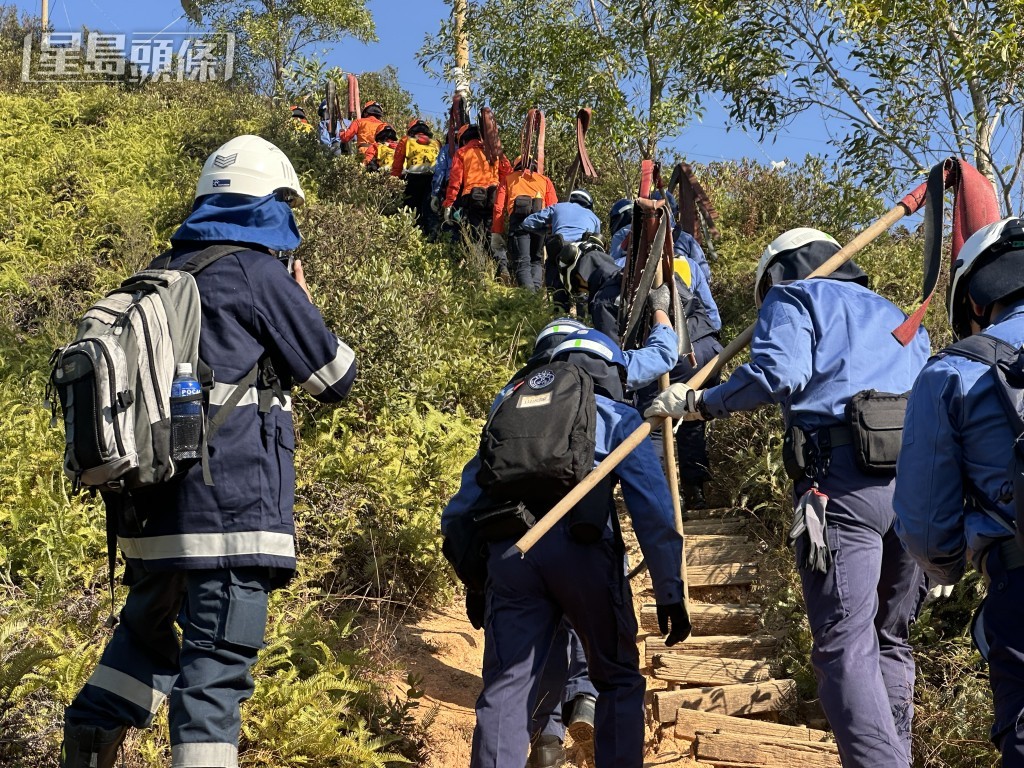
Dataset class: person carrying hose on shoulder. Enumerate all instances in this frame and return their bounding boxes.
[646,228,930,768]
[894,218,1024,767]
[491,155,557,291]
[338,100,387,166]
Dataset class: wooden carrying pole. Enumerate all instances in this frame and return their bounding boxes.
[515,189,926,555]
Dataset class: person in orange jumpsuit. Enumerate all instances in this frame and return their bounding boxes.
[338,101,386,166]
[442,124,512,258]
[491,156,558,290]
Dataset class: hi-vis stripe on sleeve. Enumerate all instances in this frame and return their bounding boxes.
[87,665,166,715]
[300,341,355,396]
[208,383,292,411]
[118,531,295,561]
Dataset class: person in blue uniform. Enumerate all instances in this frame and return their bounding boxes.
[443,326,687,768]
[59,136,357,768]
[521,189,601,308]
[894,217,1024,767]
[647,227,929,768]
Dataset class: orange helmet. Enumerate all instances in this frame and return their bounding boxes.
[361,100,383,118]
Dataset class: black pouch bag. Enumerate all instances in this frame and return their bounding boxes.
[512,194,534,216]
[470,185,495,210]
[441,512,489,592]
[845,389,909,475]
[782,425,810,481]
[473,500,537,542]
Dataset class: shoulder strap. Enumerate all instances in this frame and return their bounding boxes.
[940,333,1019,366]
[149,244,249,273]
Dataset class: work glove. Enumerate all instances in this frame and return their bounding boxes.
[787,486,831,574]
[465,589,485,630]
[657,601,692,647]
[924,584,955,605]
[443,206,453,223]
[644,383,705,421]
[489,233,506,254]
[430,195,442,214]
[648,284,671,314]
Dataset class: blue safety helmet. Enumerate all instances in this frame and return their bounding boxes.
[550,328,627,370]
[529,317,588,364]
[569,189,594,209]
[551,328,627,400]
[609,199,633,234]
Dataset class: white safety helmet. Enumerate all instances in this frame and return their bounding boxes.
[948,217,1024,339]
[754,228,841,307]
[194,135,305,207]
[568,189,594,209]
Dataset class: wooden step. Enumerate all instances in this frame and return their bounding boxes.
[640,603,762,635]
[689,562,758,586]
[674,708,831,743]
[693,730,840,767]
[645,635,779,665]
[652,655,771,686]
[681,506,748,521]
[636,562,758,593]
[652,679,797,722]
[682,519,747,535]
[686,535,760,566]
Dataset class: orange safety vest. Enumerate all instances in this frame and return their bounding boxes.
[501,170,553,216]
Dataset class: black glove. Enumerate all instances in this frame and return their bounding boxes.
[648,284,671,314]
[657,600,692,647]
[466,590,485,630]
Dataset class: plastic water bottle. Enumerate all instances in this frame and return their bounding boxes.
[170,363,202,463]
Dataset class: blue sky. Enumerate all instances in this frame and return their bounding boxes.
[16,0,834,167]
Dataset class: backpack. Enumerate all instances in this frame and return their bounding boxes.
[47,245,262,493]
[941,333,1024,550]
[476,360,596,506]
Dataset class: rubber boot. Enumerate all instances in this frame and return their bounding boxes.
[684,482,707,510]
[60,723,128,768]
[565,693,597,747]
[527,734,565,768]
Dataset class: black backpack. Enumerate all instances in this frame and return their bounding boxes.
[476,360,596,506]
[941,333,1024,550]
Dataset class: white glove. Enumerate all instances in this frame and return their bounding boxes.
[430,196,442,214]
[644,383,705,421]
[490,233,506,253]
[443,206,452,223]
[924,584,954,605]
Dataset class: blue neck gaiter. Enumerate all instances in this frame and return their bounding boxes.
[171,193,302,252]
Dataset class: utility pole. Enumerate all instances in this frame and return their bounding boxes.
[41,0,48,32]
[453,0,470,100]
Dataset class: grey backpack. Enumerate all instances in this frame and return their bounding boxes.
[47,245,257,492]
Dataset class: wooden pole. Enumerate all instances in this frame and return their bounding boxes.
[453,0,470,98]
[515,193,923,555]
[41,0,47,32]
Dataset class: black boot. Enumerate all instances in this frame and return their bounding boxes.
[527,733,565,768]
[59,723,128,768]
[684,483,707,510]
[565,693,597,747]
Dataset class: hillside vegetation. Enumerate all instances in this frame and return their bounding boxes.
[0,81,996,768]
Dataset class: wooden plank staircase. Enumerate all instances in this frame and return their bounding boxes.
[630,505,839,767]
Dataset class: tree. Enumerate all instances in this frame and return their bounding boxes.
[183,0,376,97]
[691,0,1024,211]
[418,0,705,172]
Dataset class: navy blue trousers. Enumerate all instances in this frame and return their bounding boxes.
[471,522,644,768]
[980,546,1024,765]
[508,215,543,291]
[65,567,272,768]
[532,620,599,740]
[795,447,925,768]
